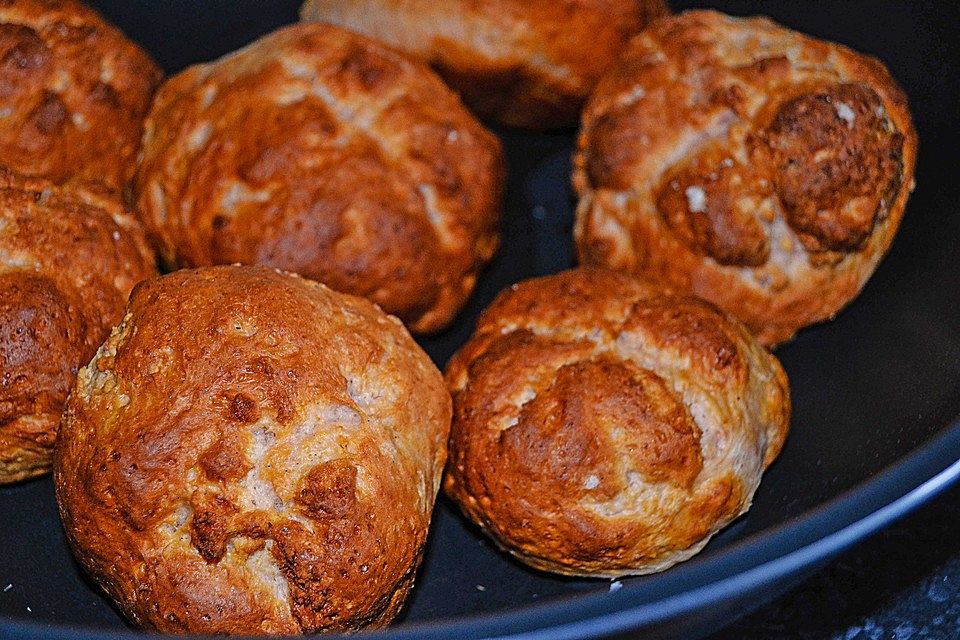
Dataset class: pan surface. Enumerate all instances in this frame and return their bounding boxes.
[0,1,958,638]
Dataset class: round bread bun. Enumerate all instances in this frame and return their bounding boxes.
[300,0,669,130]
[54,265,452,634]
[444,268,790,577]
[573,10,917,345]
[0,170,156,484]
[0,0,162,191]
[133,23,503,334]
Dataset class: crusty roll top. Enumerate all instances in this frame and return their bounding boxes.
[55,266,451,634]
[574,11,917,344]
[300,0,669,129]
[0,170,156,483]
[444,268,790,576]
[0,0,161,190]
[134,23,503,333]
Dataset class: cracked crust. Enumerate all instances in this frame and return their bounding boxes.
[0,169,156,483]
[573,11,917,345]
[133,23,503,334]
[0,0,161,191]
[299,0,668,129]
[54,265,451,634]
[444,268,790,576]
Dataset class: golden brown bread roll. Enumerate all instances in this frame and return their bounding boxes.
[444,268,790,577]
[300,0,669,130]
[0,0,161,191]
[0,170,156,483]
[54,265,452,634]
[573,10,917,345]
[133,23,503,334]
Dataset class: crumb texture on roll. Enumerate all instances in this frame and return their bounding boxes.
[55,265,451,634]
[573,10,917,344]
[0,0,161,190]
[133,23,503,334]
[300,0,669,129]
[0,170,156,483]
[444,268,790,577]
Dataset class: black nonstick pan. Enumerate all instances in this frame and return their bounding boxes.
[1,1,958,638]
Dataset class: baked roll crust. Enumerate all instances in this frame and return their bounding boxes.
[573,11,917,345]
[0,0,161,190]
[300,0,668,130]
[54,265,451,634]
[0,170,156,483]
[133,23,503,334]
[444,268,790,577]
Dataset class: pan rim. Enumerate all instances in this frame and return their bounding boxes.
[3,413,957,640]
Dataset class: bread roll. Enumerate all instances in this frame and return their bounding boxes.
[54,265,451,634]
[300,0,668,129]
[444,268,790,577]
[573,11,917,345]
[0,170,156,483]
[133,23,503,334]
[0,0,161,190]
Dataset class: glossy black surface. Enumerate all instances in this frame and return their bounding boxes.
[0,1,958,638]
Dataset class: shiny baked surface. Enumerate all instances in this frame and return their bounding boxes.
[444,268,790,576]
[0,0,161,190]
[573,10,917,345]
[0,170,155,483]
[0,2,950,638]
[299,0,668,129]
[133,23,503,334]
[54,265,451,634]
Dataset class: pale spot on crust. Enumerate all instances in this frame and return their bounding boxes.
[346,374,387,413]
[291,403,361,440]
[146,345,175,375]
[157,503,193,542]
[200,84,218,109]
[240,425,283,511]
[229,317,259,337]
[280,57,314,80]
[0,248,40,272]
[414,469,429,513]
[615,85,647,109]
[746,210,809,291]
[187,122,212,151]
[77,318,131,403]
[418,183,458,249]
[274,84,307,106]
[99,59,115,84]
[71,112,89,131]
[500,385,538,431]
[684,185,707,213]
[219,182,272,216]
[307,72,376,132]
[246,540,291,604]
[282,402,369,497]
[174,503,191,527]
[149,182,167,223]
[834,101,856,127]
[50,69,71,92]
